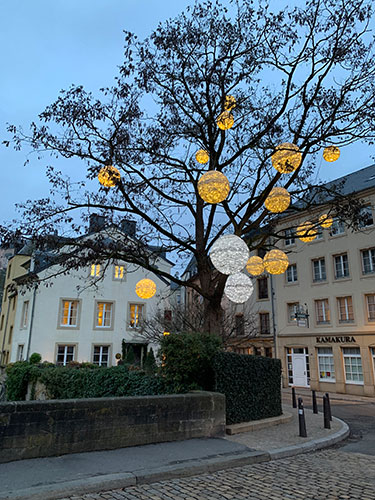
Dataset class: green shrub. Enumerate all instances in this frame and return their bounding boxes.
[213,351,281,424]
[29,352,42,364]
[159,332,222,392]
[144,348,157,375]
[5,361,40,401]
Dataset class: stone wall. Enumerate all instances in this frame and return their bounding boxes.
[0,392,225,463]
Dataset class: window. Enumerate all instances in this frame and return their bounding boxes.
[343,347,363,384]
[17,344,24,361]
[90,264,101,277]
[56,345,75,366]
[312,258,326,282]
[334,253,349,279]
[365,294,375,322]
[7,263,12,279]
[358,206,374,228]
[129,303,144,329]
[235,314,244,336]
[0,315,4,331]
[361,248,375,274]
[257,277,268,299]
[315,299,330,324]
[331,218,345,236]
[286,264,298,283]
[96,302,113,328]
[265,347,273,358]
[8,326,13,344]
[318,347,335,381]
[60,300,79,327]
[284,228,295,246]
[21,301,29,328]
[371,348,375,378]
[337,296,354,323]
[113,265,125,280]
[315,226,324,240]
[93,345,110,367]
[259,312,270,335]
[164,309,172,322]
[287,302,299,323]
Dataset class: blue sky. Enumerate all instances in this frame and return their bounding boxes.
[0,0,373,223]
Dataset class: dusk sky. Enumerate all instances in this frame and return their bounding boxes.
[1,0,374,223]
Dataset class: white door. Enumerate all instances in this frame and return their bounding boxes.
[292,353,308,387]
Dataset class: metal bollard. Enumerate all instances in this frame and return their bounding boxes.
[323,395,331,429]
[292,387,297,408]
[298,397,307,437]
[312,389,318,414]
[325,392,332,421]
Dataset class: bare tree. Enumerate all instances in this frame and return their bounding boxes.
[3,0,375,335]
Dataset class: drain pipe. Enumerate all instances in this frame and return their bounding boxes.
[26,286,37,361]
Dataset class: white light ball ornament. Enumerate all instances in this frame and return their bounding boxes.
[224,272,254,304]
[209,235,249,275]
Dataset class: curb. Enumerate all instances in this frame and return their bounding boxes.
[226,412,293,435]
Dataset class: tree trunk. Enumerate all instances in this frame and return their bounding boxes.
[203,298,224,337]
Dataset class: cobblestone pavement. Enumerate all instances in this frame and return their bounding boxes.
[63,449,375,500]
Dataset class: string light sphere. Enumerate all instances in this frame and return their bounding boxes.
[263,249,289,275]
[271,143,302,174]
[163,331,170,336]
[135,279,157,299]
[210,234,250,275]
[297,221,317,242]
[224,272,254,304]
[319,214,333,229]
[224,95,236,111]
[198,171,230,204]
[323,146,340,162]
[264,187,291,213]
[246,256,264,276]
[98,165,121,187]
[217,111,234,130]
[195,149,209,164]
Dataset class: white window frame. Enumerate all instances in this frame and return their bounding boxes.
[129,303,144,329]
[312,258,326,282]
[17,344,24,361]
[371,347,375,380]
[59,299,80,328]
[342,348,363,384]
[56,345,76,366]
[361,248,375,275]
[284,228,296,246]
[95,302,113,329]
[286,264,298,283]
[358,206,374,228]
[337,296,354,323]
[334,253,349,279]
[93,345,110,367]
[20,300,29,329]
[331,218,345,236]
[315,226,324,240]
[317,348,335,381]
[365,294,375,322]
[315,299,330,324]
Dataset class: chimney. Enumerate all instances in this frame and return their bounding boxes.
[89,214,106,233]
[120,220,136,238]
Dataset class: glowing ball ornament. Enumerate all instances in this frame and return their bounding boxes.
[198,171,230,204]
[323,146,340,162]
[98,165,121,187]
[195,149,209,164]
[319,214,333,229]
[271,143,302,174]
[210,234,250,275]
[297,221,317,242]
[264,187,291,213]
[263,249,289,275]
[224,272,254,304]
[135,279,156,299]
[224,95,236,111]
[163,331,170,336]
[246,256,264,276]
[217,111,234,130]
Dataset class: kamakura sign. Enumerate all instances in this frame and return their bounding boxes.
[316,336,356,344]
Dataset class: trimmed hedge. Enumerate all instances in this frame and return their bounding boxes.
[213,351,281,424]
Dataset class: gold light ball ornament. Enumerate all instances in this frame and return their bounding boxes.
[319,214,333,229]
[323,146,340,162]
[246,256,264,276]
[217,111,234,130]
[198,171,230,204]
[210,234,250,275]
[224,272,254,304]
[98,165,121,187]
[296,221,317,242]
[224,95,236,111]
[263,249,289,275]
[264,187,291,213]
[135,278,157,299]
[195,149,209,164]
[163,331,170,336]
[271,143,302,174]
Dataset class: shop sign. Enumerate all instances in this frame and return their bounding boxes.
[316,336,356,344]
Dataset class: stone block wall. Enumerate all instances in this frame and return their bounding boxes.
[0,392,225,463]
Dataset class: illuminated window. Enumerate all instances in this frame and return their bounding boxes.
[113,265,125,280]
[60,300,79,327]
[90,264,101,277]
[21,301,29,328]
[56,345,75,366]
[337,296,354,322]
[315,299,330,324]
[129,303,144,329]
[93,345,110,366]
[96,302,113,328]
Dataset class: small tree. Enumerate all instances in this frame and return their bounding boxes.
[125,346,135,365]
[143,348,157,375]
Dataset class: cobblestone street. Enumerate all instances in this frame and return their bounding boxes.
[63,449,375,500]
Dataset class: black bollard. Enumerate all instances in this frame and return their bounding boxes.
[292,387,297,408]
[325,392,332,421]
[312,390,318,414]
[323,395,331,429]
[298,397,307,437]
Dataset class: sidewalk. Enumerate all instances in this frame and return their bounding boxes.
[0,398,350,500]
